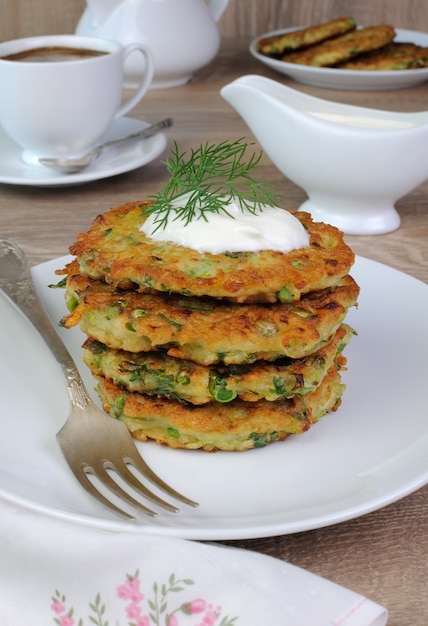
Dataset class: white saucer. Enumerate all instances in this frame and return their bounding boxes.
[0,117,168,187]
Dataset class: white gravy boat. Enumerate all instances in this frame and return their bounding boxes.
[221,74,428,234]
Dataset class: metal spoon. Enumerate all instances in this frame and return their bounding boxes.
[39,117,173,174]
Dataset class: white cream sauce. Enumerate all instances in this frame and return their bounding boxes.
[140,194,309,254]
[308,110,416,129]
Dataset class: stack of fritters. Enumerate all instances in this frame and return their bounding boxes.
[58,201,359,452]
[258,17,428,70]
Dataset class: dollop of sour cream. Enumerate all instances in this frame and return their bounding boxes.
[140,194,309,254]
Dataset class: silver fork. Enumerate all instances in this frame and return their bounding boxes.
[0,238,198,520]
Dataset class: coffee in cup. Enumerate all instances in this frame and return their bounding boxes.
[0,35,154,164]
[1,46,109,63]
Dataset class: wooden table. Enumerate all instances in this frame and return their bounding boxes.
[1,39,427,625]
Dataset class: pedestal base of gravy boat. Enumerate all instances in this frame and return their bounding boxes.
[299,197,401,236]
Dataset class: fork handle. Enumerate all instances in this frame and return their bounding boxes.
[0,239,90,410]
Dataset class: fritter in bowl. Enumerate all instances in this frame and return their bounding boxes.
[82,324,354,405]
[257,17,356,57]
[283,24,395,67]
[95,364,345,451]
[61,272,359,365]
[337,42,428,70]
[68,200,355,304]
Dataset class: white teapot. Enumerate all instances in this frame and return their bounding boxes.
[75,0,229,88]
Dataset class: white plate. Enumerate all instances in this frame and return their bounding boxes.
[0,255,427,540]
[250,27,428,90]
[0,117,167,187]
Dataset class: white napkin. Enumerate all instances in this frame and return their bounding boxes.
[0,499,387,626]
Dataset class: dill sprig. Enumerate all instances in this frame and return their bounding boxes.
[143,138,281,231]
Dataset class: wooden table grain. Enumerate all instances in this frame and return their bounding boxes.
[1,39,427,625]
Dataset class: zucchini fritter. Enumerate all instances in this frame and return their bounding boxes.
[61,272,359,365]
[82,324,353,405]
[257,17,356,56]
[337,42,428,70]
[67,201,355,304]
[95,364,345,451]
[283,25,395,67]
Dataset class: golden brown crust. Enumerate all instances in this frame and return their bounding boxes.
[257,17,356,56]
[61,271,359,365]
[68,200,355,304]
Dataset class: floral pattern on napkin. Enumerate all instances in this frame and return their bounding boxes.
[51,570,238,626]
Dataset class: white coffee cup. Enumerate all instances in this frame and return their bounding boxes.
[0,35,154,164]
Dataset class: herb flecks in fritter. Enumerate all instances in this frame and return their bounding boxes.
[95,364,345,452]
[61,271,359,366]
[82,324,354,405]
